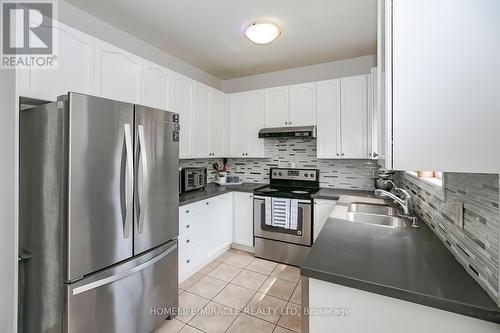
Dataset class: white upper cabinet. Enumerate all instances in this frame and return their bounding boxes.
[340,75,368,159]
[228,90,266,158]
[245,90,266,157]
[368,67,379,159]
[191,83,210,158]
[94,40,142,103]
[316,79,341,158]
[289,82,316,126]
[386,0,500,172]
[265,86,289,127]
[171,73,193,158]
[208,89,227,157]
[142,61,171,110]
[228,93,247,157]
[17,22,95,101]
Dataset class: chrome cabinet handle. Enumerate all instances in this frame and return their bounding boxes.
[206,202,209,205]
[336,153,339,156]
[186,259,190,263]
[186,224,190,228]
[373,152,378,158]
[122,123,133,239]
[186,239,190,243]
[186,209,190,213]
[137,124,148,234]
[341,153,345,157]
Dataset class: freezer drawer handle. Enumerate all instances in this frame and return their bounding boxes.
[122,124,133,239]
[137,124,149,234]
[72,244,177,296]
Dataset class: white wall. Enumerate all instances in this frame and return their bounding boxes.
[0,69,17,333]
[59,1,223,90]
[222,55,376,93]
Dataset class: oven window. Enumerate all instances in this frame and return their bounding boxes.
[259,201,304,236]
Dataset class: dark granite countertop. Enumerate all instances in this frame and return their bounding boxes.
[301,217,500,323]
[179,182,266,206]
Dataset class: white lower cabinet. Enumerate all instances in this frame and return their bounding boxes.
[233,192,254,247]
[313,199,337,241]
[178,193,233,281]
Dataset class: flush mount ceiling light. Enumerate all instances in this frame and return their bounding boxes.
[244,22,281,45]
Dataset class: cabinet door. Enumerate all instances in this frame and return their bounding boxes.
[228,93,247,157]
[191,83,210,158]
[142,61,171,110]
[245,90,266,158]
[233,192,254,247]
[392,0,500,172]
[313,199,336,241]
[171,73,193,158]
[18,22,94,101]
[209,89,227,157]
[211,193,233,248]
[265,86,289,127]
[367,68,378,159]
[316,79,341,158]
[340,75,368,158]
[95,40,142,103]
[289,83,316,126]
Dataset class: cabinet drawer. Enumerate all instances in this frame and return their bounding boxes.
[179,209,211,235]
[179,198,212,220]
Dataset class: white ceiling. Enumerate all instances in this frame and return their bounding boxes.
[64,0,377,80]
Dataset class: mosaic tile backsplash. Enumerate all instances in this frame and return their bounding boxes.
[397,172,500,305]
[180,138,380,190]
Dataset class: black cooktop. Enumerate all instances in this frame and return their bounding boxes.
[254,185,320,200]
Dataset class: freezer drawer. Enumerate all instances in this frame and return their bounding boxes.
[64,241,178,333]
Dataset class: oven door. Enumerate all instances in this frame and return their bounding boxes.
[254,196,312,246]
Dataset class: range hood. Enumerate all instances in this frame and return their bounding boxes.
[258,126,316,138]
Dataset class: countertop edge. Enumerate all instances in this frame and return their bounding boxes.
[301,267,500,324]
[179,183,265,206]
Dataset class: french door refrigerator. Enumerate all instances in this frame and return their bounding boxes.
[19,92,180,333]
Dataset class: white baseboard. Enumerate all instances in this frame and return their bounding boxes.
[231,243,255,253]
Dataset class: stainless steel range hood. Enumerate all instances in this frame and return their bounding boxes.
[258,126,316,138]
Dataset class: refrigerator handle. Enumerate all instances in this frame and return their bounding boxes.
[137,124,148,234]
[123,124,134,238]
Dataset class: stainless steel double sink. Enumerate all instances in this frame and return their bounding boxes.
[344,202,407,228]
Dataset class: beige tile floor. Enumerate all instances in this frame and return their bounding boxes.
[154,248,302,333]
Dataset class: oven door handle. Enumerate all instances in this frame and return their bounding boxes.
[253,195,311,204]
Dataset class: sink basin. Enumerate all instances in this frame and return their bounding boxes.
[344,202,406,228]
[344,212,407,228]
[347,202,398,216]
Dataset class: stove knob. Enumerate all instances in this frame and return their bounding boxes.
[304,173,308,177]
[310,173,315,178]
[278,172,282,176]
[272,172,277,176]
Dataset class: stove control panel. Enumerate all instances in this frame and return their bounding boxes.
[270,168,319,182]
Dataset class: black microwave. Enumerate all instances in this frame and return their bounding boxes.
[180,167,207,192]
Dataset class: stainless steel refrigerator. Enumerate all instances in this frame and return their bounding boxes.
[19,92,180,333]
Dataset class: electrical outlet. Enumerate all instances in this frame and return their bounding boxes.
[456,202,464,229]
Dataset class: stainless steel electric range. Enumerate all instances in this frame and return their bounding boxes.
[253,168,320,266]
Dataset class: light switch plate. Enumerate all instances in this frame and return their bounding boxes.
[456,202,464,229]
